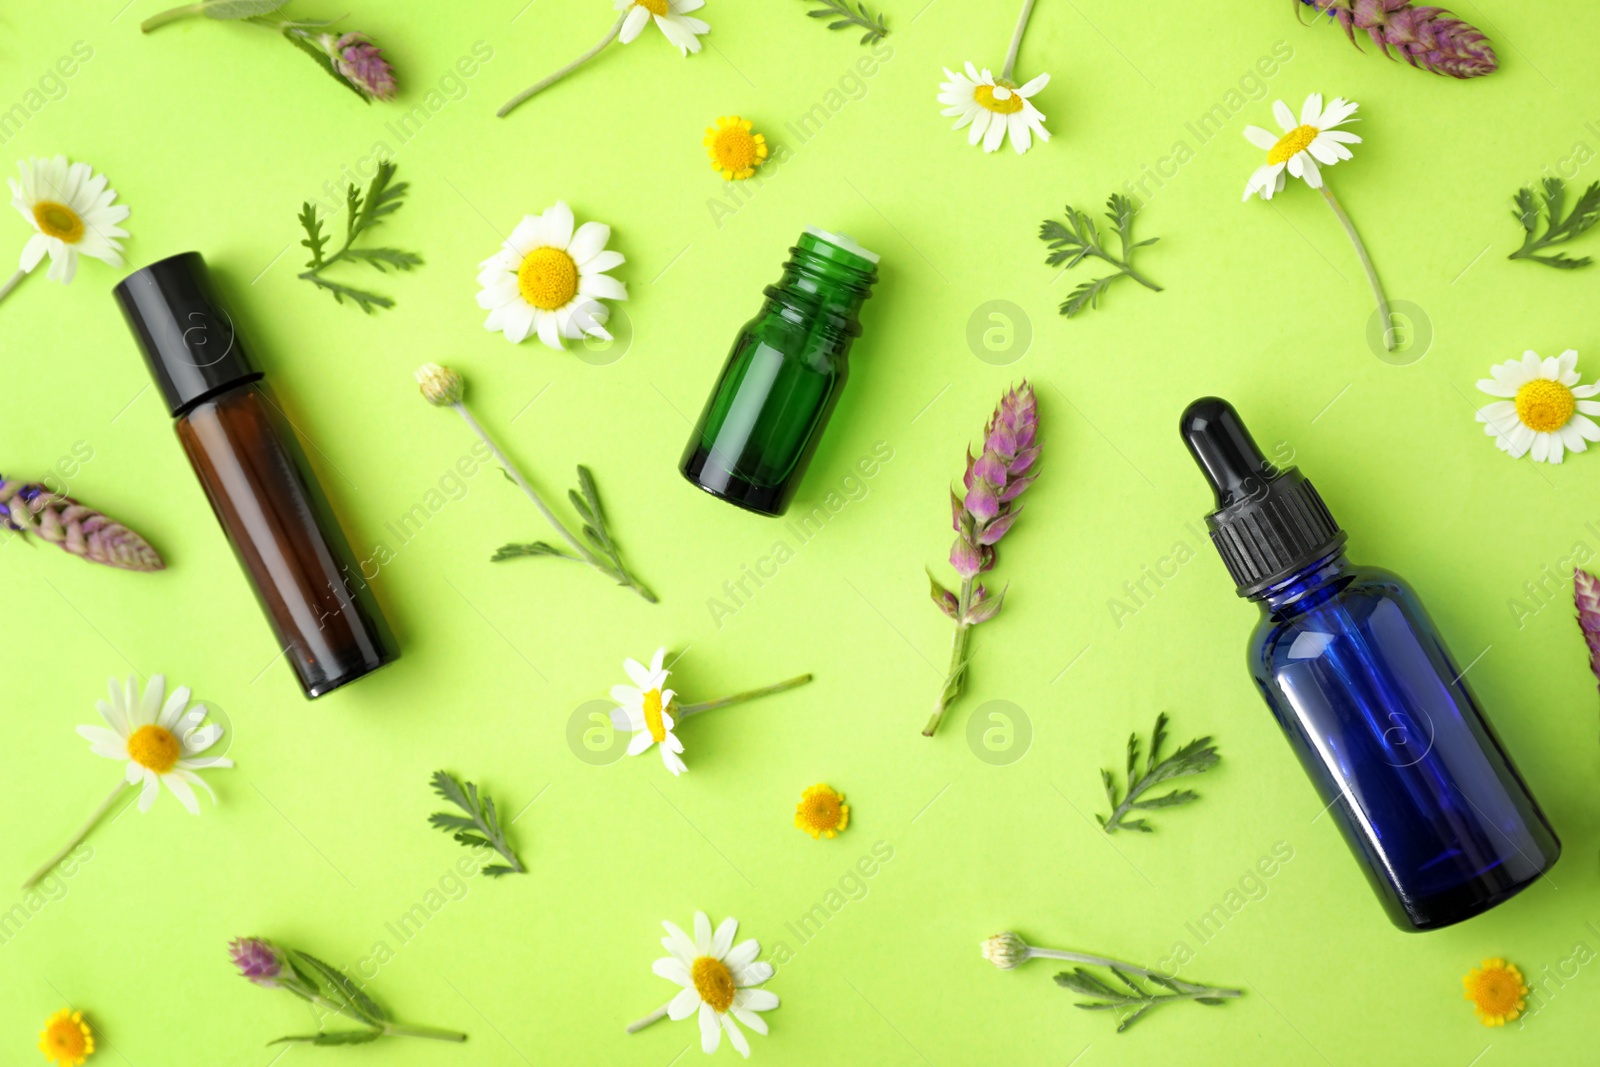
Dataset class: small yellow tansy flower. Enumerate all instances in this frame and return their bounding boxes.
[794,783,849,839]
[38,1009,94,1066]
[1463,958,1528,1027]
[704,116,768,181]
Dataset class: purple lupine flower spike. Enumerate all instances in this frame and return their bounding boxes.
[925,382,1039,737]
[0,477,163,572]
[1575,569,1600,697]
[320,32,398,101]
[229,937,285,986]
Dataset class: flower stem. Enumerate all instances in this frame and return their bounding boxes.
[450,402,605,569]
[676,674,813,718]
[140,4,205,32]
[1319,183,1394,351]
[499,11,628,118]
[1000,0,1039,82]
[923,577,975,737]
[0,267,28,306]
[303,992,468,1042]
[22,780,127,888]
[624,1003,672,1034]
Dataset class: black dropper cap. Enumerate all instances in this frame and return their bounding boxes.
[1180,397,1346,599]
[114,252,262,417]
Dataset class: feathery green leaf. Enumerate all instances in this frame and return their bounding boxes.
[428,770,526,876]
[295,161,420,310]
[1508,177,1600,269]
[797,0,888,44]
[1041,194,1163,317]
[1098,712,1219,834]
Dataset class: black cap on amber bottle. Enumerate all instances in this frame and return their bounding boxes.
[1180,397,1347,599]
[114,252,262,416]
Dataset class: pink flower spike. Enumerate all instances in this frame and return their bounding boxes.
[1576,569,1600,692]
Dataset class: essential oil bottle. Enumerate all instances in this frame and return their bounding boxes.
[115,252,397,698]
[680,227,879,516]
[1180,397,1559,930]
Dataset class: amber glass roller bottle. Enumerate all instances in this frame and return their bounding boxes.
[115,252,397,698]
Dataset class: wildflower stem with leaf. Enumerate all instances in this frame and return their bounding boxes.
[1318,184,1392,350]
[981,931,1241,1033]
[415,364,656,603]
[1508,178,1600,269]
[230,938,467,1045]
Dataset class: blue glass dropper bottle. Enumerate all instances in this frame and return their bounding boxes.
[1180,398,1559,931]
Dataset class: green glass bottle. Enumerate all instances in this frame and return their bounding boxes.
[680,227,879,516]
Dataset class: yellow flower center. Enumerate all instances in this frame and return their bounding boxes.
[635,0,669,14]
[40,1011,92,1065]
[691,955,737,1013]
[1268,124,1319,164]
[1464,960,1526,1023]
[974,83,1024,114]
[795,785,848,838]
[33,201,84,243]
[711,127,763,177]
[516,246,579,311]
[1514,378,1576,433]
[642,688,668,743]
[127,724,181,773]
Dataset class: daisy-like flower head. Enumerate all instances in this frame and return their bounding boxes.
[705,117,768,181]
[938,63,1051,154]
[1241,94,1361,201]
[1475,349,1600,463]
[610,648,687,775]
[38,1009,94,1066]
[1463,957,1528,1027]
[476,201,627,351]
[615,0,709,55]
[794,783,849,839]
[654,911,778,1058]
[9,156,130,283]
[76,675,233,814]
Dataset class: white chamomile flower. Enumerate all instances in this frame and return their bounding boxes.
[1241,93,1361,201]
[644,911,778,1058]
[7,155,130,289]
[615,0,709,55]
[610,647,687,776]
[476,200,627,351]
[77,674,232,814]
[938,62,1051,154]
[1475,349,1600,464]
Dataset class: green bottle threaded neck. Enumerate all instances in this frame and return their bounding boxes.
[765,228,879,336]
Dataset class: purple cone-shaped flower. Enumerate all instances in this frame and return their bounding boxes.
[949,382,1039,579]
[1576,569,1600,694]
[1300,0,1496,79]
[229,937,285,986]
[0,477,163,571]
[322,32,398,101]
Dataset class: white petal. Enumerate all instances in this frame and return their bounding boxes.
[1243,125,1278,150]
[698,1002,721,1054]
[668,985,702,1019]
[653,957,691,986]
[736,987,779,1012]
[619,6,650,43]
[1272,99,1295,131]
[1300,92,1323,126]
[722,1014,750,1059]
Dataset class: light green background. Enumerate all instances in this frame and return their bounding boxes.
[4,0,1600,1063]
